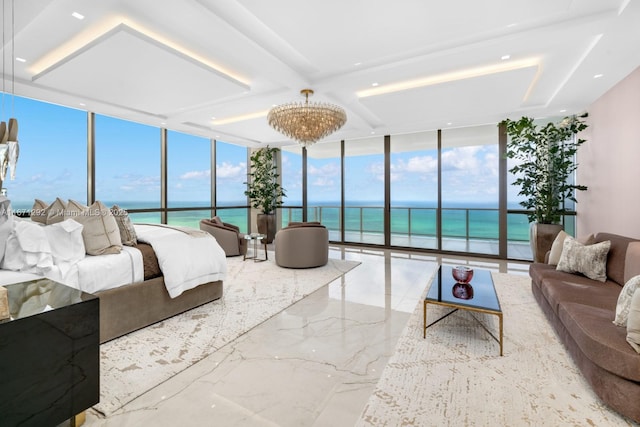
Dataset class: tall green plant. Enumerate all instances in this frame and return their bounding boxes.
[502,113,588,224]
[244,146,286,214]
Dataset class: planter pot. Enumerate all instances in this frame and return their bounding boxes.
[257,213,276,244]
[529,223,563,263]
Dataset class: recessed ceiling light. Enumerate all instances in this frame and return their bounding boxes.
[371,82,379,87]
[501,55,510,60]
[211,116,216,120]
[71,12,85,20]
[371,131,375,134]
[560,109,567,113]
[15,57,26,63]
[594,74,604,79]
[354,62,362,66]
[79,103,86,107]
[507,23,517,28]
[447,122,452,126]
[161,122,166,126]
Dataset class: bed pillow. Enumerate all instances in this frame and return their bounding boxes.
[556,236,611,282]
[627,289,640,353]
[0,196,14,263]
[30,199,48,224]
[1,218,54,273]
[42,219,85,276]
[65,200,122,255]
[45,197,67,225]
[110,205,137,246]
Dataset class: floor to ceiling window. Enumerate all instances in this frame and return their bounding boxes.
[215,140,248,233]
[441,125,500,255]
[344,136,384,245]
[2,95,86,211]
[390,131,439,249]
[280,146,303,227]
[305,141,342,241]
[95,114,161,223]
[167,131,211,228]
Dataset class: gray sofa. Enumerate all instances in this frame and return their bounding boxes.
[529,232,640,422]
[275,222,328,268]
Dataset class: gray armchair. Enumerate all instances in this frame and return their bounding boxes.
[199,218,247,257]
[275,222,328,268]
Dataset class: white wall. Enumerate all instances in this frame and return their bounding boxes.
[577,66,640,238]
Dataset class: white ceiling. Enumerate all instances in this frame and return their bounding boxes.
[1,0,639,148]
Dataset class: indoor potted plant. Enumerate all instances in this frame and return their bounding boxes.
[244,146,286,243]
[502,113,588,262]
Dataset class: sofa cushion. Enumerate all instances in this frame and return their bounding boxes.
[538,272,620,314]
[559,302,640,382]
[628,290,640,353]
[614,275,640,326]
[557,237,610,282]
[594,233,640,286]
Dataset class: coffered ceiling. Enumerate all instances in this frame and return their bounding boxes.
[2,0,639,148]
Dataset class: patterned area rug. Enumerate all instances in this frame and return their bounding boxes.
[94,254,359,416]
[356,272,637,427]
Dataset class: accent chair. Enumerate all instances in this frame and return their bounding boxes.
[199,217,247,257]
[274,222,328,268]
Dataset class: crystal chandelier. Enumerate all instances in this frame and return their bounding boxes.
[268,89,346,147]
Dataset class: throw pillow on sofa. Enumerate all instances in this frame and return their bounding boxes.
[556,236,611,282]
[627,289,640,353]
[548,231,595,265]
[614,275,640,326]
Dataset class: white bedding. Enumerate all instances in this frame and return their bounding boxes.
[0,221,225,297]
[134,224,227,298]
[44,246,144,294]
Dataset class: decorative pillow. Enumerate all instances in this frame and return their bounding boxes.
[613,275,640,326]
[548,231,569,265]
[65,200,122,255]
[110,205,137,246]
[627,289,640,353]
[42,219,85,276]
[624,242,640,284]
[556,237,611,282]
[0,196,14,263]
[1,218,54,273]
[211,216,223,225]
[44,197,67,225]
[548,232,596,265]
[30,199,48,224]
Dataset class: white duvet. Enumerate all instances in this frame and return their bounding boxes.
[1,221,226,298]
[134,224,227,298]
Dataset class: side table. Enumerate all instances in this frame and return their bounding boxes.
[243,233,268,262]
[0,278,100,426]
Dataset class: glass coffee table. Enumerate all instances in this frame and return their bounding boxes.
[243,233,268,262]
[423,265,503,356]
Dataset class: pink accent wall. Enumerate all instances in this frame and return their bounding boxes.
[577,66,640,238]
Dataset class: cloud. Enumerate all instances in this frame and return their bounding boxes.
[308,163,339,176]
[216,161,246,179]
[180,170,211,180]
[312,177,335,186]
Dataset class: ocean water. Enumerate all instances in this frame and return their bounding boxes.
[9,200,532,242]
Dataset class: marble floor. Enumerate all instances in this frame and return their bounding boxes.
[85,246,530,427]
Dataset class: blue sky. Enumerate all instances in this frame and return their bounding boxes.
[5,93,521,209]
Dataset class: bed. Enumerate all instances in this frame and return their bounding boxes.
[0,216,227,343]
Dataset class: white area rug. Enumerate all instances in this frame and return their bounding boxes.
[94,254,359,416]
[356,272,638,426]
